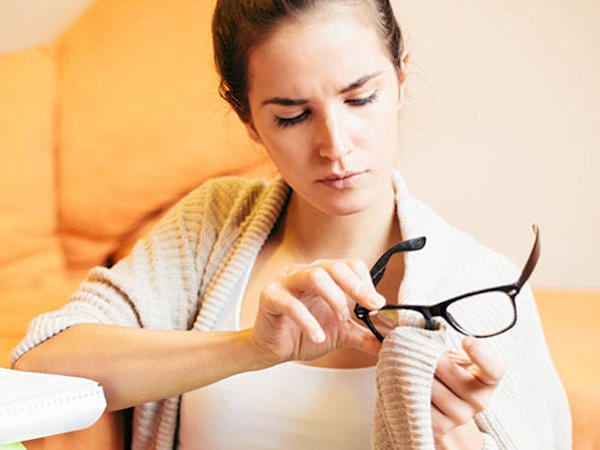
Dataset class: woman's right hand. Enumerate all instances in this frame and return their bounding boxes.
[250,259,386,366]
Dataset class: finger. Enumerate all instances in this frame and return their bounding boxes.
[342,320,382,355]
[339,259,386,309]
[431,377,476,427]
[462,337,505,386]
[261,283,326,343]
[447,350,471,366]
[345,258,373,286]
[431,403,454,437]
[435,352,489,414]
[283,266,349,321]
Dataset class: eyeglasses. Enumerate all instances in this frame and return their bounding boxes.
[354,225,540,341]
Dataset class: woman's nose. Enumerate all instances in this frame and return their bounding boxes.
[316,110,351,160]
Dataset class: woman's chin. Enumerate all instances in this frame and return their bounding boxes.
[314,193,380,218]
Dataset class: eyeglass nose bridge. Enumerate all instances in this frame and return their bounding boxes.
[389,304,441,331]
[417,305,441,331]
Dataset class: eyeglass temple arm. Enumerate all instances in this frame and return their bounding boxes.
[516,224,541,289]
[370,236,426,286]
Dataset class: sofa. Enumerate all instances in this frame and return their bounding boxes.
[0,0,598,448]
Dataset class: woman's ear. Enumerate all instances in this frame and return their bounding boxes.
[244,120,263,145]
[401,52,410,72]
[396,52,410,107]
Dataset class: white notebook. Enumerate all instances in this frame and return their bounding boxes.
[0,368,106,445]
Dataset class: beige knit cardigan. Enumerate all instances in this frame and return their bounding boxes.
[13,172,571,449]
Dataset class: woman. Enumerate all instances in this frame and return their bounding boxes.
[13,0,570,448]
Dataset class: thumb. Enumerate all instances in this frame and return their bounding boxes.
[462,336,504,386]
[345,321,382,356]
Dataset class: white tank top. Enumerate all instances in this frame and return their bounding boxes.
[178,262,376,450]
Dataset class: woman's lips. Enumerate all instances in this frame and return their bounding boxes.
[318,171,365,189]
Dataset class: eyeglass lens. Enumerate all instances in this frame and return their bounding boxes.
[445,291,516,336]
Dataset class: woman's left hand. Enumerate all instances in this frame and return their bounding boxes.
[431,336,505,450]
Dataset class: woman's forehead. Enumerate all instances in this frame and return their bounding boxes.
[246,13,391,99]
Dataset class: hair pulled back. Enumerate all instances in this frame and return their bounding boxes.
[212,0,404,122]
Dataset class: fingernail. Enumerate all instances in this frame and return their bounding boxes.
[372,293,386,309]
[463,336,476,349]
[313,329,326,343]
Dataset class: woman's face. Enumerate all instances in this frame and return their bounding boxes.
[245,10,403,217]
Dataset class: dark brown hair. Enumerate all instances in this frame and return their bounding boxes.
[212,0,404,122]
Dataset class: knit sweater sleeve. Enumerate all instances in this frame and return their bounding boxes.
[372,285,572,450]
[388,180,571,449]
[11,177,288,449]
[10,177,263,364]
[372,327,447,449]
[372,328,503,450]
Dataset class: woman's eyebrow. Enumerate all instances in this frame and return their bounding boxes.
[261,71,383,107]
[262,97,308,107]
[339,71,383,94]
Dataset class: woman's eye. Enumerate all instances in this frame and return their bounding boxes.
[275,110,310,128]
[346,90,379,107]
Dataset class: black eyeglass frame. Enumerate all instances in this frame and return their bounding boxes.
[354,225,541,342]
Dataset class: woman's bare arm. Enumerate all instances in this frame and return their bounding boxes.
[13,324,266,412]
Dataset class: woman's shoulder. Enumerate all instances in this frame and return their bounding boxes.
[185,175,281,202]
[168,176,289,222]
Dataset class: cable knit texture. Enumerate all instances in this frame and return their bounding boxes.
[11,172,572,449]
[373,327,448,449]
[374,327,509,450]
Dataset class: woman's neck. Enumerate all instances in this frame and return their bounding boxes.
[281,187,401,267]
